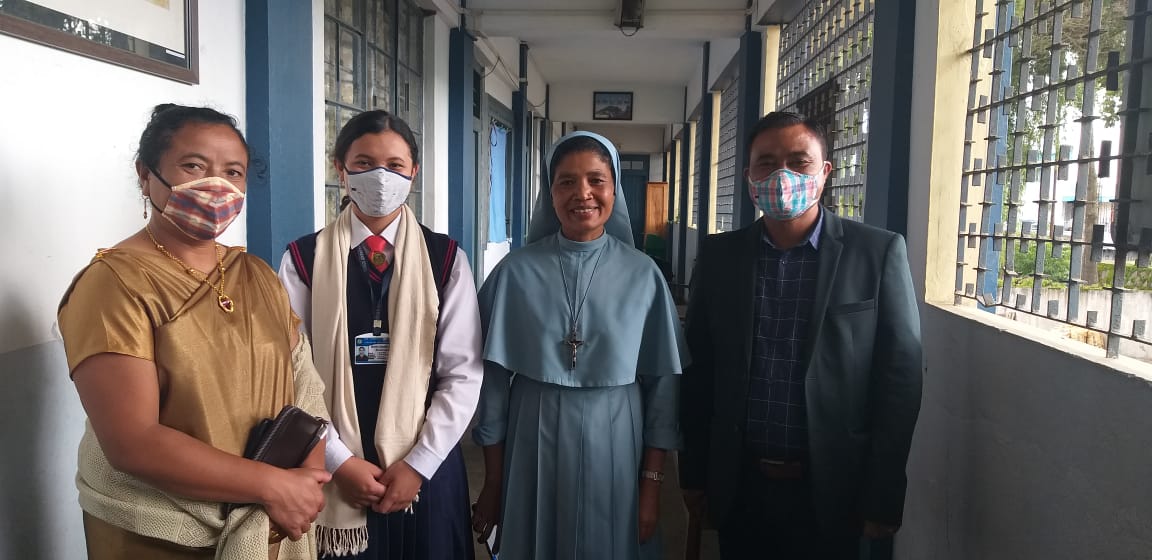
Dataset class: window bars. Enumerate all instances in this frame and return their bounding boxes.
[716,79,741,233]
[777,0,874,219]
[958,0,1152,358]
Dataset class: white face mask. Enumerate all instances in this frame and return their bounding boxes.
[345,167,412,217]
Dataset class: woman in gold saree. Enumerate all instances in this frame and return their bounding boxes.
[58,104,331,560]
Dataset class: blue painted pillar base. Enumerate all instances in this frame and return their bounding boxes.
[245,0,314,264]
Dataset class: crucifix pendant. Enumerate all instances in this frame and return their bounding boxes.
[563,329,584,370]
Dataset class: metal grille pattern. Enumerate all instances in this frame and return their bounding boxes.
[776,0,874,220]
[716,79,741,233]
[693,120,705,227]
[958,0,1152,359]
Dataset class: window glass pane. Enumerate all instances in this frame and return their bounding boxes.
[330,0,357,26]
[397,0,409,67]
[370,48,391,110]
[326,185,343,224]
[325,104,340,185]
[372,0,391,53]
[324,19,337,101]
[408,69,422,130]
[325,105,360,182]
[396,65,409,122]
[407,130,423,222]
[409,5,423,70]
[406,190,423,220]
[339,27,362,106]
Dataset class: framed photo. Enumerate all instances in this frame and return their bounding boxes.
[0,0,198,84]
[593,91,633,121]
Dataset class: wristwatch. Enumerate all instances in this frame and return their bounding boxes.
[640,470,665,483]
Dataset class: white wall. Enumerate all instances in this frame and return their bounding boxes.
[683,37,740,121]
[426,13,453,234]
[475,37,546,117]
[0,3,247,354]
[684,227,700,284]
[527,52,546,111]
[708,37,741,89]
[649,153,666,183]
[899,305,1152,560]
[0,3,246,557]
[686,53,705,119]
[478,36,518,109]
[573,123,667,154]
[312,0,327,229]
[549,82,686,125]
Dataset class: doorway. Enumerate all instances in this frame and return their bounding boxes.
[619,154,650,249]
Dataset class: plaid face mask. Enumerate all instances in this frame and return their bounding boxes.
[151,173,246,240]
[747,168,821,221]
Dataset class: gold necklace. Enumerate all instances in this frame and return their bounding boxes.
[145,226,235,313]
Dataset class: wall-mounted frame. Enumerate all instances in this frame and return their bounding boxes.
[593,91,633,121]
[0,0,199,84]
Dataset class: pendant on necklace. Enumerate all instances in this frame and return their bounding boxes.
[563,328,583,370]
[218,294,235,313]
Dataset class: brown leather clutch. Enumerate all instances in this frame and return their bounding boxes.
[223,404,329,516]
[242,404,329,468]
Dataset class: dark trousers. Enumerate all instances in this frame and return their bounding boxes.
[717,464,861,560]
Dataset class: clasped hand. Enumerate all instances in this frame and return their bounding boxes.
[263,467,330,542]
[332,457,423,514]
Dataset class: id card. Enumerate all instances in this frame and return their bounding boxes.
[353,333,389,365]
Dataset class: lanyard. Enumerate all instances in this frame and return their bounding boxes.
[354,242,394,336]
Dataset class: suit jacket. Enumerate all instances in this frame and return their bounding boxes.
[678,211,923,532]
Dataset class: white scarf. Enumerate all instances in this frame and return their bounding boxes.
[311,206,440,556]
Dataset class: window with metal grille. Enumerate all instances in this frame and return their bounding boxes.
[716,78,741,233]
[776,0,873,220]
[957,0,1152,360]
[692,119,704,228]
[324,0,426,223]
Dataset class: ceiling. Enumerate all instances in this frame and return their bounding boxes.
[466,0,749,85]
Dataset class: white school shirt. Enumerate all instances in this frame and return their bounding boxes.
[277,212,483,479]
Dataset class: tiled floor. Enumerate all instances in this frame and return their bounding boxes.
[460,436,721,559]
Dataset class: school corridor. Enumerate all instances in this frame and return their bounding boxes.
[2,0,1152,558]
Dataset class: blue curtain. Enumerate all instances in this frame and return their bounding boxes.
[489,125,509,243]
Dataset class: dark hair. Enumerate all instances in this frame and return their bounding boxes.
[136,104,248,170]
[332,110,420,166]
[745,111,831,162]
[548,136,616,185]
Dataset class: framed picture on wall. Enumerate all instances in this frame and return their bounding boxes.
[593,91,633,121]
[0,0,199,84]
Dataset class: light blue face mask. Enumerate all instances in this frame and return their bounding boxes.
[747,168,822,220]
[345,167,412,217]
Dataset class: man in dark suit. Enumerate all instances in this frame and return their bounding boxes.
[679,111,922,559]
